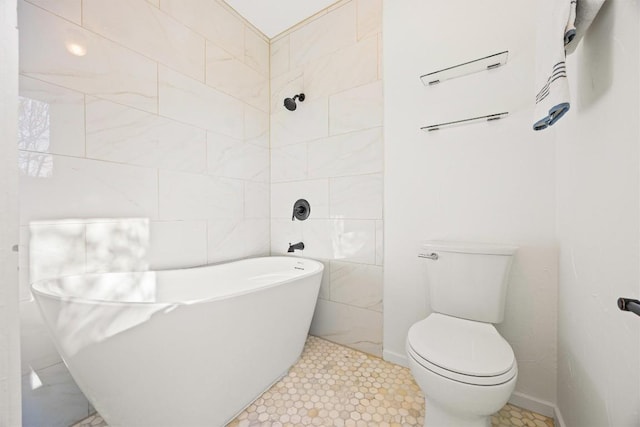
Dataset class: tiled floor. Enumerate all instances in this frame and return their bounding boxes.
[72,336,554,427]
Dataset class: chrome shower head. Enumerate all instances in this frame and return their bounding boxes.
[284,93,305,111]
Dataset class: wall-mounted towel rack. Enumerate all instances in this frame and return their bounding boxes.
[421,112,508,132]
[420,51,509,86]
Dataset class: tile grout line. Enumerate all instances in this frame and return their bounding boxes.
[17,148,269,186]
[20,73,263,144]
[22,6,271,115]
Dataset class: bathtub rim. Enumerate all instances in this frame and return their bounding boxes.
[30,256,324,307]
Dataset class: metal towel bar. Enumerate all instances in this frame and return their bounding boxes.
[421,112,509,132]
[420,51,509,86]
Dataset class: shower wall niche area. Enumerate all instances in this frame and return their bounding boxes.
[18,0,270,425]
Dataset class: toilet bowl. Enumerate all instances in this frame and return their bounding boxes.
[407,313,517,427]
[408,241,518,427]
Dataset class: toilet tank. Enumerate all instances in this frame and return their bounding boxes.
[421,241,517,324]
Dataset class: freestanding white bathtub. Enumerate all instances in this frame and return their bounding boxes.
[31,256,324,427]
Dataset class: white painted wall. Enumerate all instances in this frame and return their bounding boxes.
[0,0,22,425]
[383,0,558,405]
[556,1,640,426]
[18,0,269,425]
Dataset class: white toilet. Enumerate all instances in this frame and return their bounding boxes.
[407,241,518,427]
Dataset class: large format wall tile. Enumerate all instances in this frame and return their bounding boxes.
[206,41,269,112]
[160,0,245,59]
[270,0,383,358]
[207,131,269,182]
[308,127,383,178]
[243,219,271,259]
[20,155,159,225]
[290,2,357,68]
[271,97,329,147]
[271,219,303,256]
[85,219,151,273]
[19,77,85,158]
[83,0,205,82]
[207,218,269,264]
[24,0,81,24]
[244,182,270,219]
[330,261,382,311]
[86,98,207,173]
[244,104,269,148]
[375,220,383,266]
[303,219,376,264]
[270,35,290,78]
[158,170,243,221]
[304,36,378,100]
[270,68,304,112]
[356,0,382,40]
[271,179,330,219]
[271,144,308,183]
[27,222,86,283]
[329,81,383,135]
[244,27,269,76]
[315,261,331,300]
[310,299,382,357]
[159,66,244,139]
[19,1,158,113]
[330,173,383,219]
[148,220,208,269]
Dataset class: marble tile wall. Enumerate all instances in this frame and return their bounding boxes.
[17,1,270,425]
[270,0,384,357]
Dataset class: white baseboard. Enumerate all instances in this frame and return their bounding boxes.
[554,405,567,427]
[508,392,555,418]
[384,352,565,426]
[383,349,409,368]
[508,393,567,427]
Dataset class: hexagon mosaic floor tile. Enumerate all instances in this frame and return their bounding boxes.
[71,336,554,427]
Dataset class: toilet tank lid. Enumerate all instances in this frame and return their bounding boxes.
[421,241,517,256]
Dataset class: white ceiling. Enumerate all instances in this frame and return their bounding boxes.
[223,0,340,38]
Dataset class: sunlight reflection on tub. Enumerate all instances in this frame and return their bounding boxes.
[28,218,169,358]
[38,271,180,358]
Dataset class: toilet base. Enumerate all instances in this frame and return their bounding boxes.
[424,398,491,427]
[407,340,517,427]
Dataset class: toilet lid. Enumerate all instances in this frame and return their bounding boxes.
[407,313,515,377]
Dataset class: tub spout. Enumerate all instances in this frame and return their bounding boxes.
[288,242,304,252]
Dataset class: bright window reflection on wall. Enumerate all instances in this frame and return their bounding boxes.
[18,96,53,177]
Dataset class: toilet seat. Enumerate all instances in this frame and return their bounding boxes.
[407,345,517,386]
[407,313,516,386]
